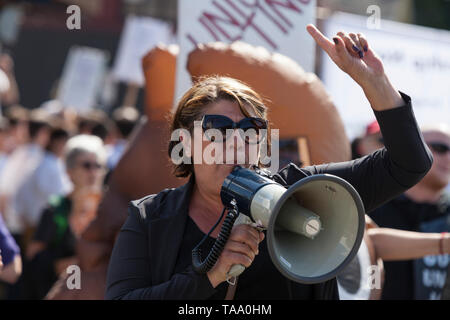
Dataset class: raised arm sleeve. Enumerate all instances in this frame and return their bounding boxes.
[277,93,433,213]
[105,204,216,300]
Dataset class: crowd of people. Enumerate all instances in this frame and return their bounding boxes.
[349,120,450,299]
[0,56,140,299]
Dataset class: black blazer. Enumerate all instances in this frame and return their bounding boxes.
[105,93,433,300]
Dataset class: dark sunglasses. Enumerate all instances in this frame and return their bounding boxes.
[428,142,450,155]
[79,161,102,170]
[201,114,268,144]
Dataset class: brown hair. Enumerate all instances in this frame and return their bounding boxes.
[168,76,268,177]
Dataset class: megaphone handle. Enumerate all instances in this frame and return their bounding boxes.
[225,213,253,281]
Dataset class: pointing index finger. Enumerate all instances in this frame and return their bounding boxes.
[306,24,334,55]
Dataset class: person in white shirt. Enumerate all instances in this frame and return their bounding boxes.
[0,109,51,243]
[0,117,10,175]
[15,128,72,231]
[106,106,139,170]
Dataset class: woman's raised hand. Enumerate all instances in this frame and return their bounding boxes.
[306,24,404,111]
[306,24,384,84]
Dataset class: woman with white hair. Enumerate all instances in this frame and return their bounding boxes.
[24,134,106,299]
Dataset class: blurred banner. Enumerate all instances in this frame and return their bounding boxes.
[0,68,9,94]
[337,239,372,300]
[176,0,317,104]
[321,12,450,140]
[0,68,10,113]
[113,15,172,86]
[414,216,450,300]
[0,4,24,45]
[57,46,109,112]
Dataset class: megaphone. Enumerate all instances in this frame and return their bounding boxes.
[192,165,365,285]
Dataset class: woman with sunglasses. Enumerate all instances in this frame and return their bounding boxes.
[25,134,105,299]
[105,25,433,300]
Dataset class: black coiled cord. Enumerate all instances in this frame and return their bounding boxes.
[192,202,239,274]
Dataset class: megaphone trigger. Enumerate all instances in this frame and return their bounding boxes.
[234,212,253,226]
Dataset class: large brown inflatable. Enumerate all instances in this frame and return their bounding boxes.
[48,41,350,299]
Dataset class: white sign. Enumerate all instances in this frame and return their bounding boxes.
[113,16,173,86]
[0,68,10,115]
[57,46,109,112]
[176,0,317,102]
[0,68,9,94]
[0,5,23,45]
[321,12,450,140]
[337,240,373,300]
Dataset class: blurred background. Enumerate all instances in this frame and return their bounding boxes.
[0,0,449,301]
[0,0,448,115]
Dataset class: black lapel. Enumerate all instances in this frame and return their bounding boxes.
[148,175,195,284]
